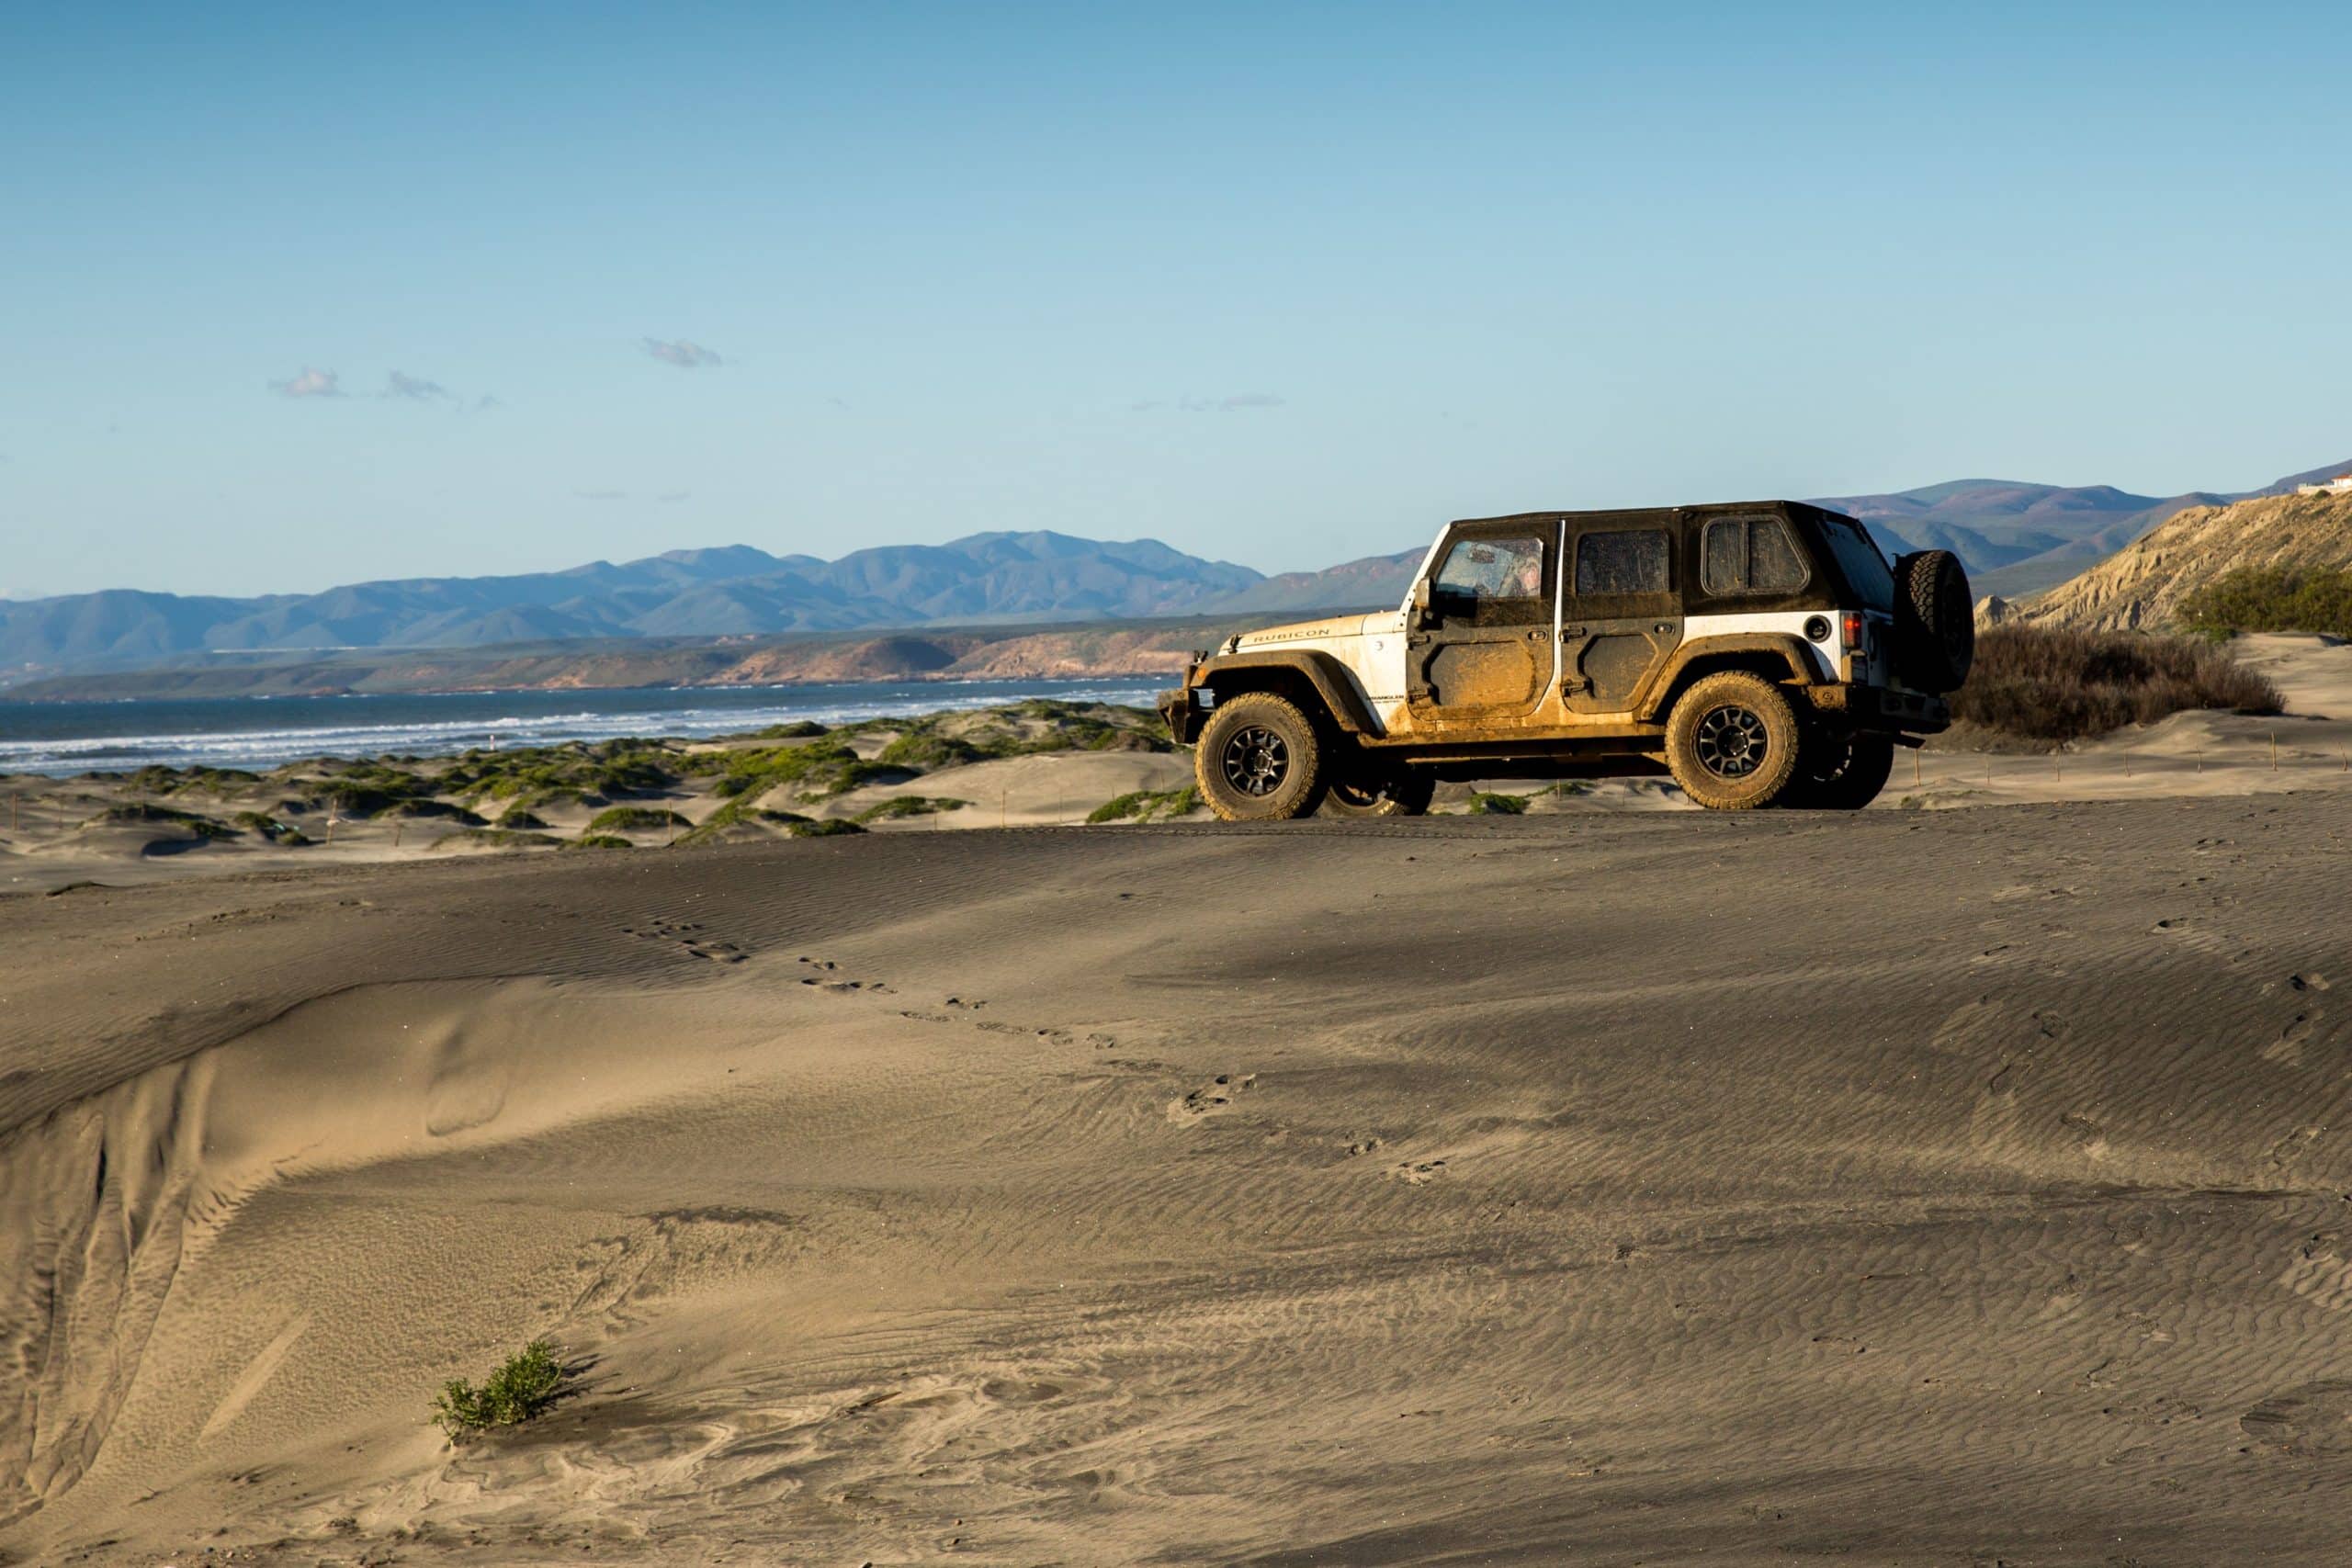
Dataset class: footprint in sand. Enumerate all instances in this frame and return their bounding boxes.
[1166,1073,1255,1126]
[2242,1382,2352,1455]
[1391,1157,1447,1185]
[624,919,747,964]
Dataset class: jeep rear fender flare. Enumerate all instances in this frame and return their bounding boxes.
[1636,635,1823,723]
[1196,650,1376,736]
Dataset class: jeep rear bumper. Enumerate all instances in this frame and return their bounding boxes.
[1809,682,1951,735]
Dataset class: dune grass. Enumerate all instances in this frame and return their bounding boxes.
[432,1341,564,1439]
[1953,623,2281,743]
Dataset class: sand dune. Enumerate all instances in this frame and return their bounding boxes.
[6,784,2352,1562]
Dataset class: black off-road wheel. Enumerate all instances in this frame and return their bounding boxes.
[1195,693,1329,821]
[1780,732,1895,810]
[1319,761,1435,819]
[1664,671,1803,810]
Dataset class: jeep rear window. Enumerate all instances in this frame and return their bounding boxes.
[1574,529,1669,595]
[1816,517,1895,611]
[1701,517,1808,596]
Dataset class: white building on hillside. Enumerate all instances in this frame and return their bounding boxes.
[2295,475,2352,496]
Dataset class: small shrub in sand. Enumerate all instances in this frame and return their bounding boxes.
[89,803,243,838]
[566,832,636,850]
[433,1341,564,1438]
[232,810,312,844]
[1462,791,1531,815]
[431,827,560,852]
[2177,567,2352,639]
[585,805,692,834]
[1086,785,1201,824]
[854,795,967,823]
[374,798,488,825]
[1951,624,2281,743]
[785,818,865,838]
[876,730,989,769]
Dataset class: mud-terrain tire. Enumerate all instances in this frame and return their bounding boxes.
[1320,762,1435,819]
[1196,693,1329,821]
[1780,732,1894,810]
[1894,549,1974,693]
[1664,671,1803,810]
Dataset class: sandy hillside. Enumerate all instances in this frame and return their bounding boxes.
[2022,490,2352,630]
[6,789,2352,1564]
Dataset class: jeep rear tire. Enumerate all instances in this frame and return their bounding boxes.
[1320,761,1435,819]
[1894,549,1974,693]
[1196,693,1329,821]
[1664,671,1803,810]
[1780,732,1894,810]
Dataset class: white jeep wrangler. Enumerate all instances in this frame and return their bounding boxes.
[1159,502,1972,818]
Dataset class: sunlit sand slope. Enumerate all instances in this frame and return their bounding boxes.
[5,795,2351,1563]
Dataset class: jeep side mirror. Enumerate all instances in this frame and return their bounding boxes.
[1410,578,1433,625]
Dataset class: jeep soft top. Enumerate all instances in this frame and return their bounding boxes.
[1160,500,1973,818]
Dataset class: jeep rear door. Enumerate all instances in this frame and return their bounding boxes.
[1559,516,1679,716]
[1404,520,1562,728]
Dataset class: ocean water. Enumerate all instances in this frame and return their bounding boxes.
[0,677,1170,777]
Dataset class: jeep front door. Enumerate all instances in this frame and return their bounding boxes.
[1405,522,1561,729]
[1559,522,1680,716]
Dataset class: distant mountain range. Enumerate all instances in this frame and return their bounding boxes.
[5,460,2343,682]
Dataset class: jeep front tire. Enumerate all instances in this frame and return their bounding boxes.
[1196,693,1329,821]
[1664,671,1803,810]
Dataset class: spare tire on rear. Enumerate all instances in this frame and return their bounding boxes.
[1893,549,1974,693]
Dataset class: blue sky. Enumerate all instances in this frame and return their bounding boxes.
[3,2,2348,598]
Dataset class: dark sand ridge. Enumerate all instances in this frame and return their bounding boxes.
[4,795,2351,1563]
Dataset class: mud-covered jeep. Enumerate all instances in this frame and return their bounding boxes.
[1159,501,1972,818]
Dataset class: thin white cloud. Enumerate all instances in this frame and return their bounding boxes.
[383,370,451,401]
[573,488,629,502]
[656,490,691,502]
[271,367,344,399]
[642,338,723,369]
[1134,392,1287,414]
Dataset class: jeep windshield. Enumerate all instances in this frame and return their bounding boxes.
[1816,516,1895,612]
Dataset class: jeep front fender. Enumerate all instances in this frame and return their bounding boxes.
[1183,649,1377,738]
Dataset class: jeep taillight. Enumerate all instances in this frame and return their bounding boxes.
[1841,612,1865,651]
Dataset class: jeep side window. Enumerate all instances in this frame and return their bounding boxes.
[1432,536,1545,602]
[1701,517,1809,596]
[1574,529,1669,595]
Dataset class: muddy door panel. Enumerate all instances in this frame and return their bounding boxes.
[1559,522,1679,717]
[1405,523,1559,729]
[1561,619,1683,714]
